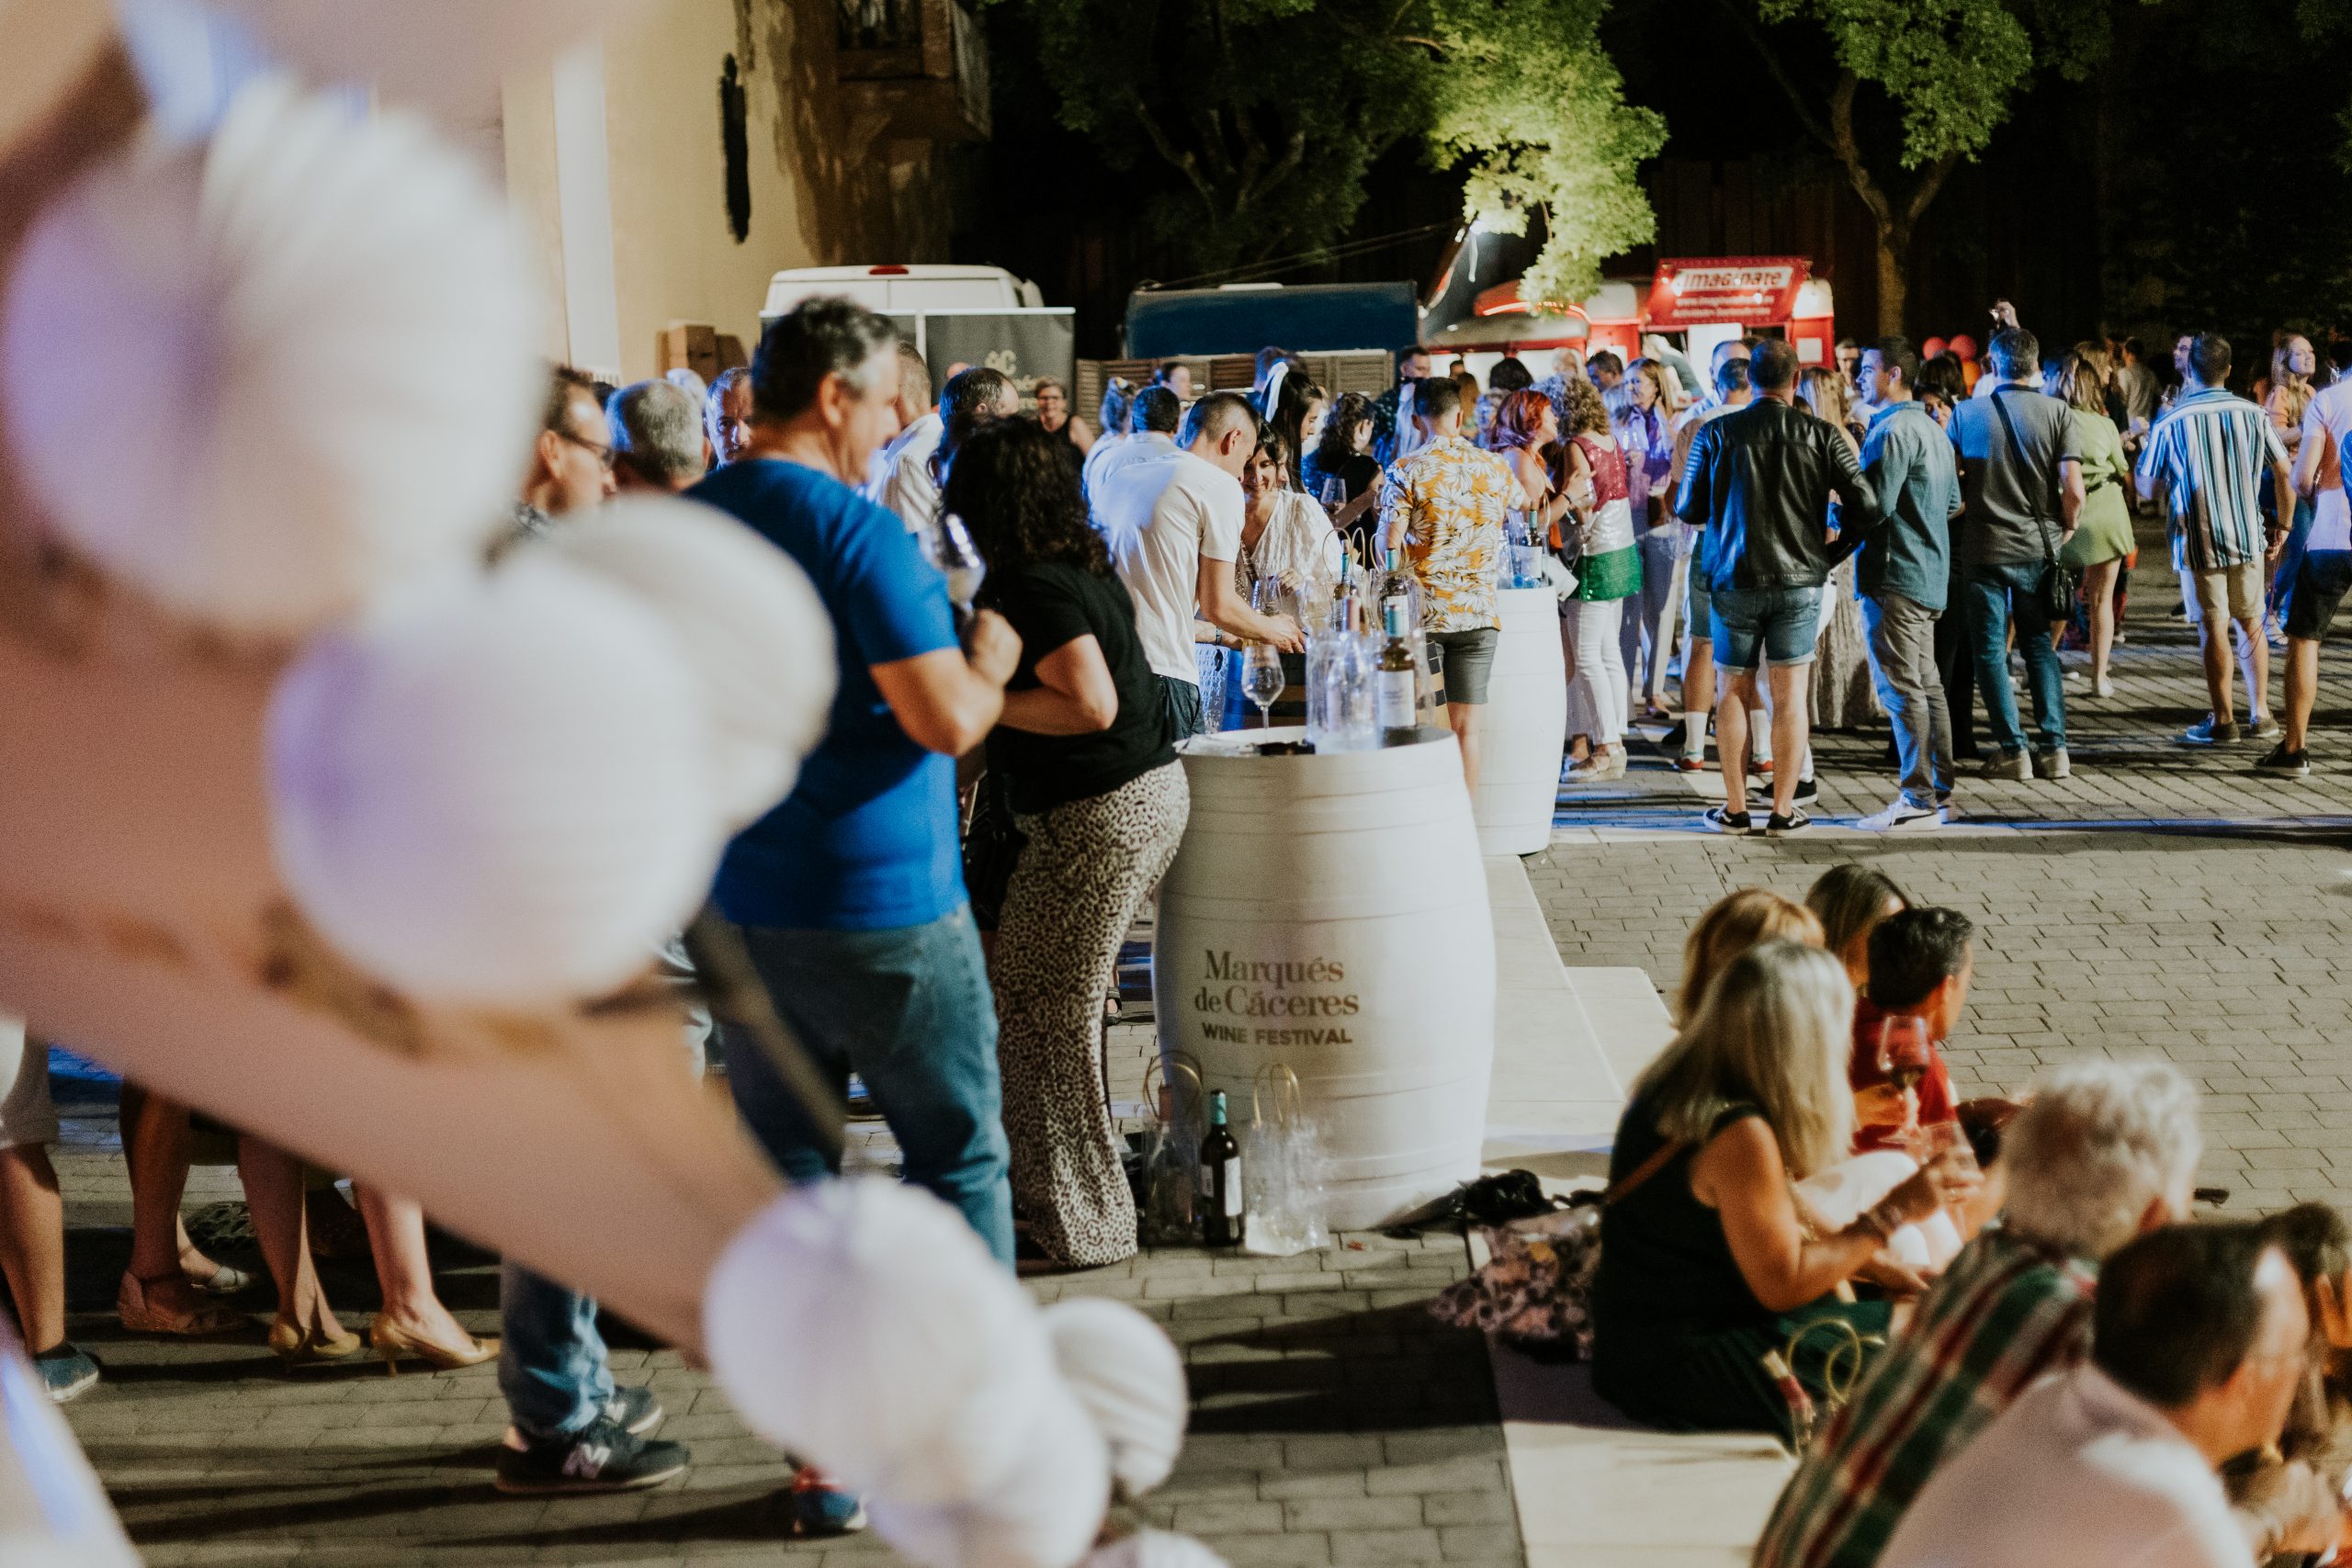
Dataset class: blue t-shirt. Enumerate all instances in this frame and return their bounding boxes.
[690,458,963,931]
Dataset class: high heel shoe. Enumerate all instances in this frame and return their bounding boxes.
[268,1314,363,1368]
[118,1271,248,1337]
[368,1317,499,1376]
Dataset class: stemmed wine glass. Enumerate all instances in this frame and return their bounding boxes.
[1318,476,1349,515]
[1241,641,1285,728]
[1875,1014,1934,1095]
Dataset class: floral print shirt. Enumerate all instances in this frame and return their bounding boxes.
[1377,434,1516,632]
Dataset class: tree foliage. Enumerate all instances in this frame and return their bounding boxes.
[1426,0,1666,307]
[991,0,1661,299]
[1724,0,2110,332]
[1753,0,2036,168]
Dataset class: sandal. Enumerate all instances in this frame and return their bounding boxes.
[181,1254,255,1297]
[118,1270,248,1337]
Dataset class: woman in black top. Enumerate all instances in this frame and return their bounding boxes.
[1592,941,1964,1439]
[1302,391,1384,564]
[943,419,1188,1269]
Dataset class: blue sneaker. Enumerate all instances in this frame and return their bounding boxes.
[791,1464,867,1535]
[34,1344,100,1404]
[605,1385,663,1436]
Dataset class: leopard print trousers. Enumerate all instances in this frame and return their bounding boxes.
[993,761,1190,1268]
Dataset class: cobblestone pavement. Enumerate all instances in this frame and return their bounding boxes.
[48,566,2352,1564]
[50,1006,1513,1567]
[1535,576,2352,1212]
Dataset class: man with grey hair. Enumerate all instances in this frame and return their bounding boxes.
[606,379,708,494]
[1756,1059,2203,1568]
[705,366,753,468]
[864,340,941,531]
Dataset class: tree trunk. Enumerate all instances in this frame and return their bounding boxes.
[1875,223,1908,339]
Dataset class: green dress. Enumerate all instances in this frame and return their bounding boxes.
[2059,411,2135,569]
[1591,1094,1892,1442]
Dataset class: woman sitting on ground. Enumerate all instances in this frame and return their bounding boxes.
[1592,942,1974,1440]
[1674,887,1824,1022]
[1805,864,1909,993]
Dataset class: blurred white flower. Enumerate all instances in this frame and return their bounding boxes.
[704,1179,1075,1507]
[265,556,720,1006]
[2,73,535,637]
[548,498,838,830]
[1042,1298,1188,1500]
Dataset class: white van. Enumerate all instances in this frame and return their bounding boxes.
[760,264,1046,322]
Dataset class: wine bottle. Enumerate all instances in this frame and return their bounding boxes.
[1377,546,1414,635]
[1376,598,1417,738]
[1200,1090,1243,1247]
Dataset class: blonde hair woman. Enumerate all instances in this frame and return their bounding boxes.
[1674,886,1823,1021]
[1795,367,1878,737]
[2266,335,2318,638]
[1591,942,1971,1438]
[2050,352,2132,696]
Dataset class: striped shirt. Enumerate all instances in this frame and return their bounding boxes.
[2138,386,2289,571]
[1752,1227,2097,1568]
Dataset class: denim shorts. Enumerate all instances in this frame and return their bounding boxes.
[1710,584,1823,672]
[2284,549,2352,642]
[1685,565,1713,638]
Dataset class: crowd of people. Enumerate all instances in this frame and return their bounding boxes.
[1575,865,2352,1566]
[6,287,2347,1559]
[0,298,1294,1539]
[1248,311,2348,836]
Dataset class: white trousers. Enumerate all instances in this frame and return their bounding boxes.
[1562,597,1628,747]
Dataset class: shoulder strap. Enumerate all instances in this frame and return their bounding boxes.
[1602,1135,1689,1206]
[1990,389,2063,566]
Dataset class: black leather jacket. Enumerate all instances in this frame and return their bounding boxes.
[1674,398,1884,592]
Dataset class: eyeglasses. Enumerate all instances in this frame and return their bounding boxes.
[556,426,616,471]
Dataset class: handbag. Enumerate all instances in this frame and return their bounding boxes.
[959,766,1026,932]
[1989,389,2079,623]
[1427,1136,1687,1355]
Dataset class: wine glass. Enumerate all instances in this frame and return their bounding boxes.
[1318,476,1349,515]
[1909,1120,1981,1184]
[1241,641,1285,728]
[933,511,987,618]
[1875,1014,1934,1094]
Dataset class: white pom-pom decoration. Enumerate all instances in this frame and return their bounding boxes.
[265,556,721,1005]
[704,1179,1054,1506]
[1080,1532,1232,1568]
[549,499,837,829]
[1043,1299,1188,1499]
[1,74,536,636]
[867,1381,1113,1568]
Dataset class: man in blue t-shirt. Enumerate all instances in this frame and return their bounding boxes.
[692,299,1021,1262]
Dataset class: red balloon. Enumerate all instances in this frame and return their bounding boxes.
[1948,333,1978,362]
[1921,336,1949,359]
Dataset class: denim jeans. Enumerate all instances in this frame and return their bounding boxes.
[500,1263,614,1440]
[1963,560,2065,755]
[722,903,1014,1266]
[1860,592,1955,807]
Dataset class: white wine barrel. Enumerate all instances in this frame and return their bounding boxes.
[1471,586,1567,856]
[1153,726,1498,1231]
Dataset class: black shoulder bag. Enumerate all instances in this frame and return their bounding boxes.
[1990,389,2079,623]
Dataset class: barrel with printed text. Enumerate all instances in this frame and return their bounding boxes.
[1152,726,1498,1231]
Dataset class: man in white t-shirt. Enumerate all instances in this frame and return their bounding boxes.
[1882,1221,2312,1568]
[1086,385,1182,509]
[2262,373,2352,775]
[1096,391,1304,739]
